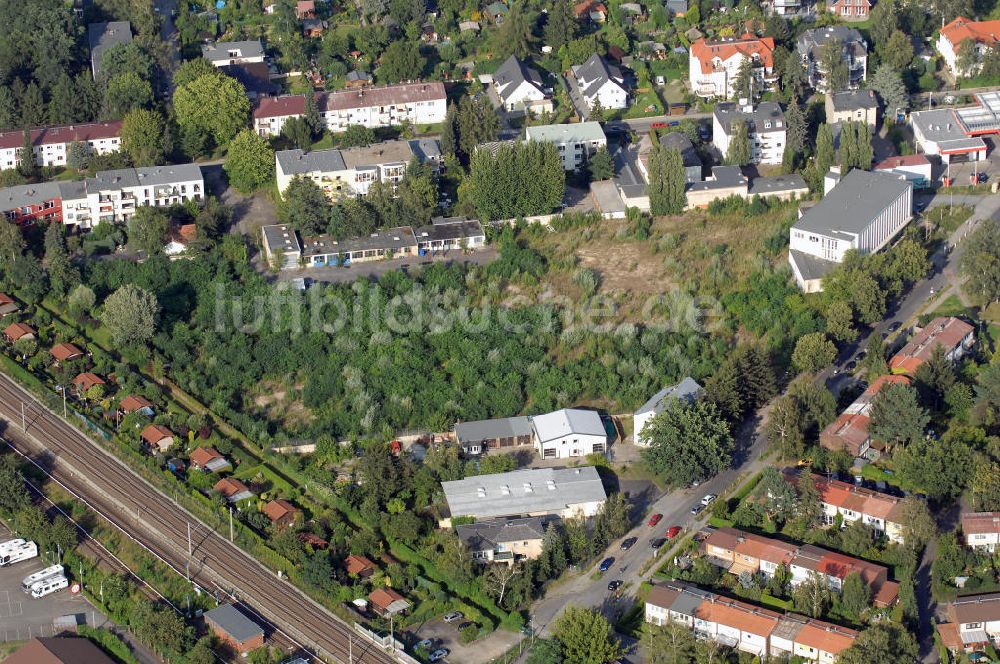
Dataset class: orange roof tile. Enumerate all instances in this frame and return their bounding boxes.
[141,424,174,444]
[50,342,84,362]
[262,499,299,523]
[690,36,775,75]
[346,554,376,576]
[189,447,223,468]
[694,598,780,637]
[794,622,857,654]
[941,17,1000,48]
[4,322,35,341]
[119,394,153,413]
[888,317,974,374]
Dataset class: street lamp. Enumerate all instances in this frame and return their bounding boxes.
[55,385,67,418]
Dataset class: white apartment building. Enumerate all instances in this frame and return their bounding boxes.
[66,164,204,227]
[201,40,266,67]
[689,36,776,99]
[530,408,608,459]
[0,122,123,170]
[524,121,607,171]
[937,17,1000,76]
[275,138,441,199]
[253,82,448,137]
[712,102,786,165]
[796,26,868,92]
[571,54,628,112]
[491,56,553,114]
[788,168,912,292]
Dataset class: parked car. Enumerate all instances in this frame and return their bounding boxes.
[665,526,681,539]
[599,557,615,573]
[443,612,463,623]
[608,580,623,592]
[650,121,667,129]
[647,513,663,527]
[430,648,450,662]
[888,321,902,332]
[700,494,717,506]
[458,622,475,631]
[650,537,667,550]
[620,537,638,551]
[417,639,435,650]
[690,503,705,515]
[845,361,857,372]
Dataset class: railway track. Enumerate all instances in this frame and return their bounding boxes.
[0,372,398,664]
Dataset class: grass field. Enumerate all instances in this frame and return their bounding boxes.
[932,294,978,320]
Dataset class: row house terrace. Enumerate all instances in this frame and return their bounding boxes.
[646,580,858,662]
[888,316,976,375]
[962,512,1000,552]
[938,593,1000,655]
[701,526,898,608]
[252,82,447,137]
[819,374,910,460]
[0,122,122,170]
[792,471,906,543]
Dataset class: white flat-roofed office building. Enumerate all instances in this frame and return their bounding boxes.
[788,169,912,292]
[713,102,786,165]
[440,466,607,526]
[525,121,607,171]
[531,408,608,459]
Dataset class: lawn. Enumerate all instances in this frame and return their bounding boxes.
[932,294,978,320]
[233,463,296,496]
[624,89,665,118]
[925,204,974,235]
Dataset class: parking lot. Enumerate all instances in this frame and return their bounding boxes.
[0,527,98,642]
[412,615,523,664]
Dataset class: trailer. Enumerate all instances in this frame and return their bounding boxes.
[0,541,38,566]
[0,538,28,554]
[29,574,68,599]
[22,565,64,593]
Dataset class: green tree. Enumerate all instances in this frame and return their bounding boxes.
[174,72,251,147]
[44,221,78,297]
[894,433,973,501]
[648,145,687,215]
[224,129,275,194]
[282,116,313,150]
[17,129,38,179]
[494,3,537,59]
[0,216,25,272]
[441,103,458,157]
[464,141,563,220]
[127,206,169,255]
[824,300,856,342]
[640,399,733,488]
[839,571,871,620]
[588,146,614,181]
[782,99,806,173]
[67,284,96,319]
[813,123,835,186]
[378,41,424,84]
[120,109,166,166]
[956,38,979,78]
[838,622,919,664]
[102,72,153,119]
[960,219,1000,305]
[970,462,1000,511]
[279,177,331,235]
[18,83,45,127]
[527,638,563,664]
[791,332,836,374]
[732,58,753,101]
[895,495,937,547]
[754,466,797,524]
[884,31,914,71]
[792,571,830,618]
[551,607,624,664]
[724,121,750,166]
[863,335,889,378]
[544,0,577,48]
[339,124,377,148]
[869,382,928,450]
[704,344,776,424]
[819,39,849,92]
[0,454,29,514]
[642,621,696,664]
[869,65,909,118]
[766,396,806,461]
[100,284,160,346]
[173,58,216,88]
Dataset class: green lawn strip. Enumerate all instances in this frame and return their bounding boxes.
[77,626,142,664]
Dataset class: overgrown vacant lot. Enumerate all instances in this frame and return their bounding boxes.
[519,202,800,322]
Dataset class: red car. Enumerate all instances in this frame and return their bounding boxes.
[650,122,667,130]
[647,513,663,527]
[665,526,681,539]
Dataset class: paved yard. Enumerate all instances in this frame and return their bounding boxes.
[412,618,523,664]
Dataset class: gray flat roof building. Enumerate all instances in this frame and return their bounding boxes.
[792,169,911,239]
[686,165,747,193]
[300,227,417,258]
[829,89,878,113]
[204,604,264,644]
[525,121,606,144]
[531,408,606,443]
[457,516,550,550]
[276,148,347,176]
[441,466,607,520]
[748,173,809,195]
[454,416,533,444]
[88,21,132,78]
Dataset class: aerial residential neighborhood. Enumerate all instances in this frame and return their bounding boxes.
[0,0,999,664]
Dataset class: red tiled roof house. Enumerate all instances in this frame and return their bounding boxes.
[262,499,301,530]
[140,424,175,453]
[4,322,36,343]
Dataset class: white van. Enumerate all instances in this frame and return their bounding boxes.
[0,541,38,566]
[29,575,68,599]
[22,565,64,593]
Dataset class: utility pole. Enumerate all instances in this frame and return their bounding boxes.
[21,402,26,432]
[187,522,192,581]
[229,507,233,542]
[349,634,353,664]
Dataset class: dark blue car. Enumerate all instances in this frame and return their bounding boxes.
[599,557,615,573]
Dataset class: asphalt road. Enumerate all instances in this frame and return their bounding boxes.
[605,113,713,135]
[0,374,397,664]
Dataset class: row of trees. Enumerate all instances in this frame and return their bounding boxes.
[463,141,565,221]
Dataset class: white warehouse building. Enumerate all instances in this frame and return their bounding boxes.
[788,168,913,292]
